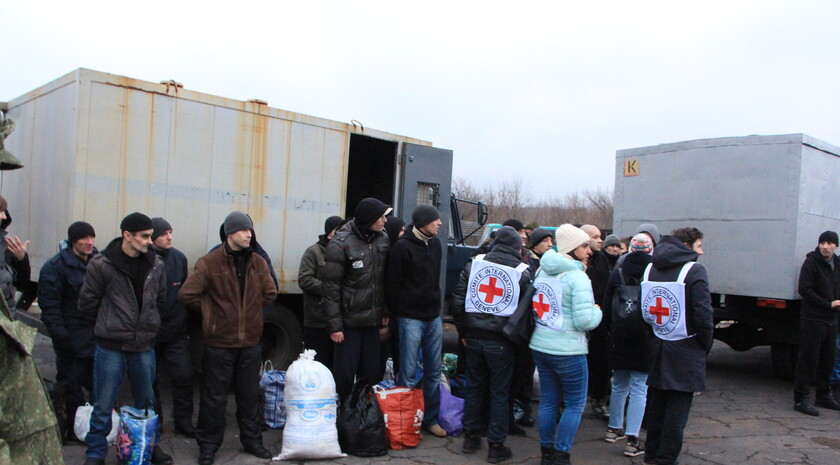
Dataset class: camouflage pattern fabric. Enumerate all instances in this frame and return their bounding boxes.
[0,296,64,465]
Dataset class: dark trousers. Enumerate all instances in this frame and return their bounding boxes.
[510,342,535,416]
[196,345,262,452]
[644,387,694,465]
[153,338,194,427]
[463,338,514,444]
[587,325,611,400]
[794,319,838,401]
[332,326,381,403]
[55,351,93,429]
[303,327,334,368]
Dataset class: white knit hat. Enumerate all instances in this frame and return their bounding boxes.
[553,224,590,255]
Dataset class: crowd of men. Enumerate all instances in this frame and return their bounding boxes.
[2,191,840,465]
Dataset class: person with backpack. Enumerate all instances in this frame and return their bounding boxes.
[601,233,656,457]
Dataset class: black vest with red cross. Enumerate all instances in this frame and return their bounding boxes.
[640,262,695,341]
[465,255,528,317]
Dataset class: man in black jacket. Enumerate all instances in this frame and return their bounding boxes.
[642,228,713,465]
[793,230,840,416]
[324,197,391,402]
[150,217,195,437]
[38,221,97,441]
[582,224,611,420]
[386,204,447,438]
[453,226,532,463]
[78,212,171,465]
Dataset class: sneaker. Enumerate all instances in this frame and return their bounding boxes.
[604,427,626,443]
[794,401,820,416]
[624,436,645,457]
[487,442,512,464]
[462,432,482,454]
[425,423,448,437]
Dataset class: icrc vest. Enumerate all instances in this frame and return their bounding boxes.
[465,256,528,317]
[531,272,569,332]
[640,262,695,341]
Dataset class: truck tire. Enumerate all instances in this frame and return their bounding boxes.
[771,343,798,381]
[261,303,303,370]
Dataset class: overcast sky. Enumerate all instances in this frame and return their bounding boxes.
[3,1,839,202]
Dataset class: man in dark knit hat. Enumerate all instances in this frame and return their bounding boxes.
[452,226,532,463]
[78,212,172,465]
[793,230,840,416]
[386,204,447,437]
[179,211,278,465]
[298,215,344,367]
[324,197,392,402]
[38,220,98,442]
[150,217,195,437]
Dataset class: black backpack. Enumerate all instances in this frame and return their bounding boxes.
[610,268,649,338]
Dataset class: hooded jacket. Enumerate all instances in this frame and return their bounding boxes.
[528,249,602,355]
[323,220,390,332]
[179,243,277,348]
[385,225,442,321]
[452,243,532,341]
[798,247,840,325]
[154,246,190,342]
[645,235,714,392]
[299,235,330,328]
[602,250,656,372]
[38,246,99,356]
[78,237,166,352]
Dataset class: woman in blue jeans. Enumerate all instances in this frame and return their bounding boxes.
[601,234,657,457]
[529,224,602,465]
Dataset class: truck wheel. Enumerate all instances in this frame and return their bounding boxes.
[261,303,303,370]
[771,343,798,380]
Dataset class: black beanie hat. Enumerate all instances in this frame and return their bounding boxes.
[324,216,344,235]
[120,212,153,233]
[493,226,522,250]
[384,217,406,245]
[411,204,440,228]
[354,197,392,231]
[152,217,172,241]
[819,230,839,246]
[68,221,96,244]
[528,228,554,249]
[503,219,525,231]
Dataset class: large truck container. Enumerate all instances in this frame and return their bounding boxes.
[2,68,484,368]
[613,134,840,379]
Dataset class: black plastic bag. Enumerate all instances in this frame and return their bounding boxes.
[337,382,388,457]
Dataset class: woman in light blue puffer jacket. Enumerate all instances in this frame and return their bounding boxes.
[529,224,602,465]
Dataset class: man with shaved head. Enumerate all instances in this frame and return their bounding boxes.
[582,224,612,420]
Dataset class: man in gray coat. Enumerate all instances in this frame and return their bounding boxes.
[78,212,171,465]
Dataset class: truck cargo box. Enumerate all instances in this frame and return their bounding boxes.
[614,134,840,301]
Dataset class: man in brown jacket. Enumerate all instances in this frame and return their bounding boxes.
[179,211,277,465]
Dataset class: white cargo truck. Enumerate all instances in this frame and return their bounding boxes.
[613,134,840,379]
[2,68,485,368]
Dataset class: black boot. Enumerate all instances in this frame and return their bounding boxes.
[487,442,512,464]
[151,446,173,465]
[815,393,840,411]
[174,419,196,438]
[540,446,556,465]
[555,450,571,465]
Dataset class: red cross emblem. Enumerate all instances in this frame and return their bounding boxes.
[533,293,550,318]
[478,277,505,304]
[649,297,670,324]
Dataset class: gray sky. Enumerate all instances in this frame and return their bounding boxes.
[4,0,839,202]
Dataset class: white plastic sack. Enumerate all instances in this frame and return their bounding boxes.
[74,403,120,445]
[274,349,346,460]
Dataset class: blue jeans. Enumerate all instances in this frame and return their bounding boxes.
[86,344,158,459]
[398,316,442,427]
[463,338,514,444]
[609,369,649,436]
[533,351,588,453]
